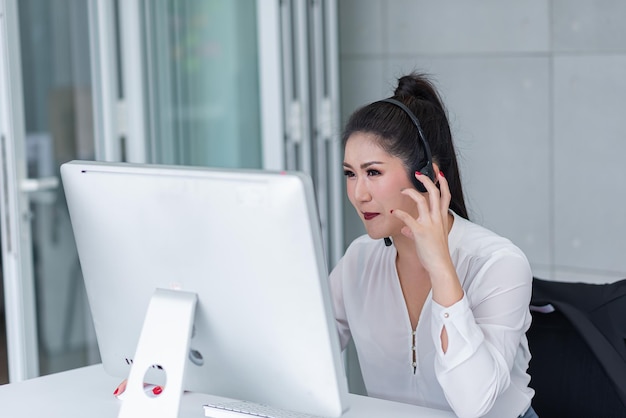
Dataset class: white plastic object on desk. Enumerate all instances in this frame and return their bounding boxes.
[118,288,197,418]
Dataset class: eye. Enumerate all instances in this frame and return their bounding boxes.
[343,169,355,178]
[366,169,381,176]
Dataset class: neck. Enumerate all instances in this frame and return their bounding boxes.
[390,211,454,265]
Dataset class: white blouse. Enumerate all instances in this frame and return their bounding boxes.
[329,212,535,418]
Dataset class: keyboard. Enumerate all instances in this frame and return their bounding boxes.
[203,400,326,418]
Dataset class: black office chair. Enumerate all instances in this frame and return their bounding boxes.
[527,277,626,418]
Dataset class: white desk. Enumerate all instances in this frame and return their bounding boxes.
[0,364,455,417]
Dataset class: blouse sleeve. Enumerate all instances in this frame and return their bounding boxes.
[329,257,352,351]
[430,250,533,418]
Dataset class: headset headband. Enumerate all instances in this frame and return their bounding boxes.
[380,98,434,183]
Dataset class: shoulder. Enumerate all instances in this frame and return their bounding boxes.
[450,213,528,262]
[449,213,532,290]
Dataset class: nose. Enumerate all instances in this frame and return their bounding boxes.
[353,176,371,202]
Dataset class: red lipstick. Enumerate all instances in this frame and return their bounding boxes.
[363,212,378,220]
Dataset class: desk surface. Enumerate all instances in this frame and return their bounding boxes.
[0,364,455,418]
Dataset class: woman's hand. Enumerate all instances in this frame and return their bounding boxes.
[113,379,127,397]
[393,170,452,273]
[392,170,463,309]
[113,379,163,399]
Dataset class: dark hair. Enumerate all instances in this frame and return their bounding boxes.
[342,72,469,220]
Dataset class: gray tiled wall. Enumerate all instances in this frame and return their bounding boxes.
[339,0,626,283]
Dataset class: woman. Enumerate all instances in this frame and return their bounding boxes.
[331,73,537,418]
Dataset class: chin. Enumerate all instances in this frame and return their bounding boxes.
[364,230,387,241]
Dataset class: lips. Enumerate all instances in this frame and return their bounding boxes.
[363,212,379,220]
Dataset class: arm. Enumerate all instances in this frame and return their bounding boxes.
[392,171,532,416]
[431,254,532,417]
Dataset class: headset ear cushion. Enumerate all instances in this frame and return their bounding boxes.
[410,164,433,193]
[410,168,427,192]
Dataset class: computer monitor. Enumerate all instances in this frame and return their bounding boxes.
[60,160,349,417]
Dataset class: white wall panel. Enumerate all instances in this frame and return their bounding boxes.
[338,0,385,55]
[552,0,626,52]
[553,55,626,277]
[339,57,387,124]
[386,0,550,55]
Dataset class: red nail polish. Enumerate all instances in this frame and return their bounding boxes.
[415,171,422,176]
[152,386,163,395]
[113,388,119,396]
[439,171,444,177]
[390,209,394,214]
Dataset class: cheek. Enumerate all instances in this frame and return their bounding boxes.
[398,192,421,217]
[345,180,357,205]
[382,184,418,214]
[378,178,409,204]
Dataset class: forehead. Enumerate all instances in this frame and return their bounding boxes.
[344,132,391,161]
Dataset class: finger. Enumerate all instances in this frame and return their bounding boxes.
[400,225,413,239]
[113,379,127,397]
[400,186,426,205]
[437,171,452,231]
[391,208,420,237]
[391,207,415,225]
[400,187,430,220]
[413,171,441,215]
[438,171,451,215]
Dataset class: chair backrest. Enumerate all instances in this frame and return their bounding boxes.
[528,277,626,417]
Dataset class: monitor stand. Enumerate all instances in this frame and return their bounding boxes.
[118,288,198,418]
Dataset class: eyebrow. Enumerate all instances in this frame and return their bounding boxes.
[342,161,384,169]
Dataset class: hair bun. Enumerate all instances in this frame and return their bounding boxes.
[394,73,443,110]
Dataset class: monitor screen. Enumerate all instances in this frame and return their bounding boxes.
[61,160,349,417]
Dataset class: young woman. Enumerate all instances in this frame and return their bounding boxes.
[332,73,537,418]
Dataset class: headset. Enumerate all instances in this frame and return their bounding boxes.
[380,98,435,193]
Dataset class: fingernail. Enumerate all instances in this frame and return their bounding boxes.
[439,171,444,177]
[152,386,163,395]
[113,388,119,396]
[415,171,422,176]
[390,209,394,214]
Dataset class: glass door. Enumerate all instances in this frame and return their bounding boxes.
[95,0,284,170]
[143,1,263,168]
[1,0,99,381]
[0,0,39,382]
